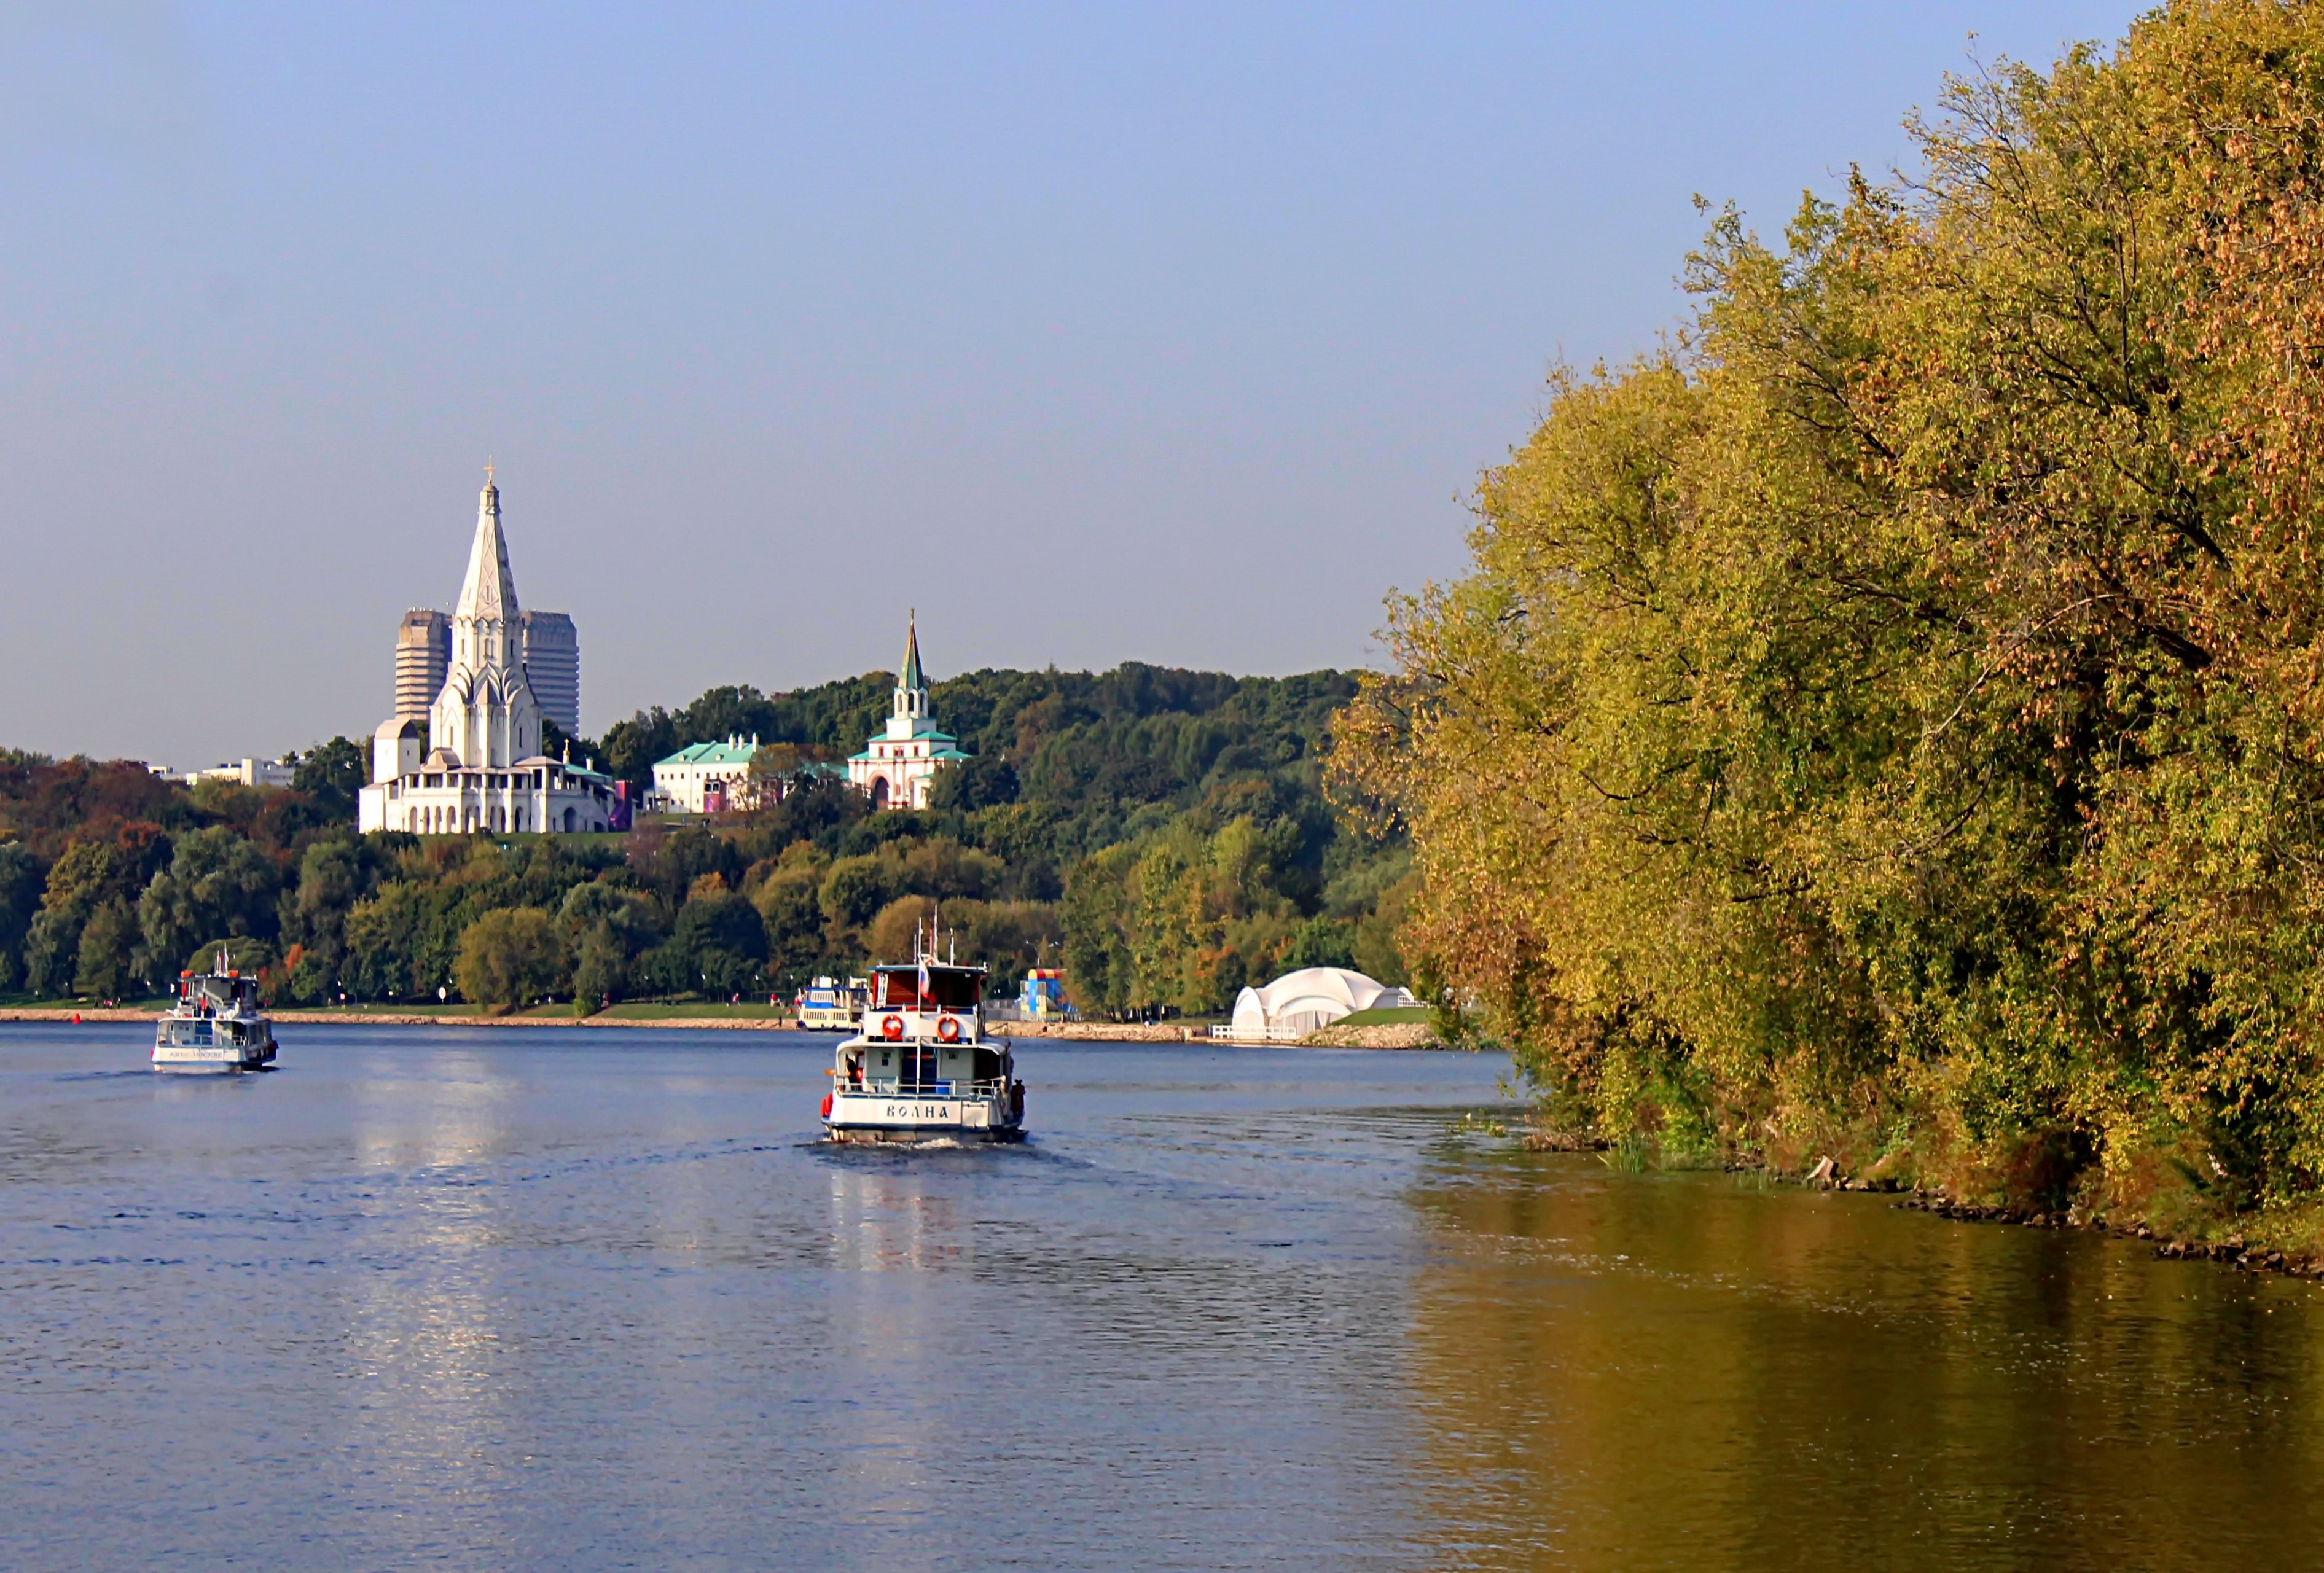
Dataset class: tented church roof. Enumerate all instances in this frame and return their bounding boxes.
[1230,967,1415,1036]
[455,473,519,622]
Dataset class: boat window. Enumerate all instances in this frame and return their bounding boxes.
[926,970,980,1008]
[875,968,980,1009]
[901,1043,939,1090]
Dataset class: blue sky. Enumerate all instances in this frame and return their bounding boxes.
[0,1,2138,762]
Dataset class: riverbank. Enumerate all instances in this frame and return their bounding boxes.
[1890,1190,2324,1284]
[1533,1123,2324,1287]
[0,1006,1448,1048]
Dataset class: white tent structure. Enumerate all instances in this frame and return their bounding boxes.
[1229,967,1418,1040]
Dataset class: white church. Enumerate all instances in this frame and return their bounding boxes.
[846,614,971,810]
[358,472,620,836]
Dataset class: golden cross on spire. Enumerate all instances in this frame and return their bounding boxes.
[485,456,495,485]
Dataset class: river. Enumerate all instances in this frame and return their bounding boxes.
[1,1024,2315,1571]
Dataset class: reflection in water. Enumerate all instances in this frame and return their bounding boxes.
[821,1159,962,1568]
[334,1045,522,1564]
[1404,1158,2324,1572]
[16,1026,2324,1572]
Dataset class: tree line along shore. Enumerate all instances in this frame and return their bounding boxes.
[0,664,1413,1035]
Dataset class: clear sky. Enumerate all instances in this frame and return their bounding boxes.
[0,1,2140,763]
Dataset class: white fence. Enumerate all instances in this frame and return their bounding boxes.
[1207,1024,1310,1044]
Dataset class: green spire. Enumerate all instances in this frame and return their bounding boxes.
[899,610,924,693]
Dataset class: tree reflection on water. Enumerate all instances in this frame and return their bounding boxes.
[1402,1157,2324,1572]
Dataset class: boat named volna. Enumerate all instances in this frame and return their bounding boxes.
[821,931,1023,1144]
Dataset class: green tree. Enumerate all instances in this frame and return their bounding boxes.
[0,843,39,991]
[570,923,628,1012]
[24,838,123,996]
[139,827,281,980]
[819,854,896,932]
[453,907,568,1012]
[1061,844,1136,1015]
[74,899,140,999]
[291,737,367,818]
[753,862,828,986]
[183,936,278,977]
[665,891,769,994]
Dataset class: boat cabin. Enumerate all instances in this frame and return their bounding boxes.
[177,970,262,1017]
[837,962,1008,1095]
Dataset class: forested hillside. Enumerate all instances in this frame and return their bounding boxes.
[0,664,1408,1015]
[1336,1,2324,1233]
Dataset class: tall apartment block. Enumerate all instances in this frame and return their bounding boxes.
[394,609,450,724]
[518,609,581,738]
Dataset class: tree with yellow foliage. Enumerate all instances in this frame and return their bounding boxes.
[1336,1,2324,1219]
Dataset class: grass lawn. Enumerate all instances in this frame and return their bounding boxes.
[589,1001,793,1020]
[268,999,793,1021]
[1334,1005,1434,1026]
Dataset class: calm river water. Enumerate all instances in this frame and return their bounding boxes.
[2,1025,2318,1571]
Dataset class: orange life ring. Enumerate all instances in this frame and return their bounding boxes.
[820,1092,834,1118]
[937,1015,961,1042]
[881,1015,904,1041]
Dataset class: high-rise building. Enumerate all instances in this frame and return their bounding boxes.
[394,609,450,724]
[517,609,581,738]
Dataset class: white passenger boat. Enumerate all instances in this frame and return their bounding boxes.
[821,943,1025,1144]
[796,974,868,1032]
[152,958,277,1072]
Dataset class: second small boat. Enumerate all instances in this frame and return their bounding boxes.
[152,956,278,1072]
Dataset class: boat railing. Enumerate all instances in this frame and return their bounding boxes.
[838,1075,1011,1100]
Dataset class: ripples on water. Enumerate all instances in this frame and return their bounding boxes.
[1,1026,2318,1571]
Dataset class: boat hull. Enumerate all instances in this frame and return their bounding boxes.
[823,1088,1024,1144]
[151,1042,275,1073]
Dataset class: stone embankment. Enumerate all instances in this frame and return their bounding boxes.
[986,1020,1201,1043]
[1297,1021,1441,1050]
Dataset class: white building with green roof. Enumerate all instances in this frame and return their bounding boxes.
[847,614,971,810]
[651,735,763,814]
